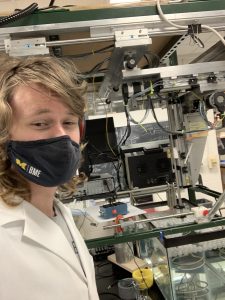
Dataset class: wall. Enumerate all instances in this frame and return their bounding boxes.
[0,0,168,14]
[0,0,109,14]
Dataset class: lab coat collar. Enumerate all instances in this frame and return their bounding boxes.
[0,197,25,225]
[0,198,86,283]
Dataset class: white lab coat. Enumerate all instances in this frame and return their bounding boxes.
[0,197,99,300]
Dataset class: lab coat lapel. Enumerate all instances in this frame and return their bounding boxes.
[55,201,93,285]
[22,201,86,281]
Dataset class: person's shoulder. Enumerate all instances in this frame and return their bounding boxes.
[0,196,23,211]
[0,197,25,225]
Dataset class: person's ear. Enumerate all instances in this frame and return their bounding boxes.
[79,118,86,142]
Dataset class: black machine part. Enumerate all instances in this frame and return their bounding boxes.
[207,92,225,113]
[122,146,174,189]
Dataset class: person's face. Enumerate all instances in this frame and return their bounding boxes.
[9,84,80,143]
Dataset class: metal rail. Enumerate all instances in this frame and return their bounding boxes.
[0,2,225,39]
[103,211,194,230]
[86,217,225,248]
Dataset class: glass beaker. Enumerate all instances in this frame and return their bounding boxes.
[135,287,151,300]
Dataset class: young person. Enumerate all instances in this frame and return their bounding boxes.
[0,55,99,300]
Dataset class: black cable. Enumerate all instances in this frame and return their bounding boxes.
[98,292,122,299]
[82,57,110,77]
[89,150,116,165]
[126,242,149,291]
[144,52,160,68]
[156,92,167,102]
[148,95,182,135]
[144,54,150,67]
[112,161,122,191]
[96,274,114,279]
[87,137,119,164]
[96,263,114,278]
[49,0,55,6]
[149,95,212,135]
[96,261,111,268]
[89,59,109,74]
[190,34,205,48]
[0,3,38,27]
[127,92,151,125]
[121,107,131,145]
[118,126,128,146]
[104,178,113,193]
[68,45,114,59]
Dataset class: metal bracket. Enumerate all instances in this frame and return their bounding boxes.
[115,29,151,48]
[4,37,49,56]
[98,29,152,99]
[0,34,10,52]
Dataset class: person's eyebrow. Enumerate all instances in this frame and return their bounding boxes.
[30,109,77,117]
[30,109,51,116]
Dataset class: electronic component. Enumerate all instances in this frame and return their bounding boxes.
[99,202,128,219]
[81,117,118,168]
[89,245,114,261]
[207,91,225,113]
[122,145,174,189]
[74,173,115,200]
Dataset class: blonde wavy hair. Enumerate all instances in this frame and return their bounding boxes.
[0,55,87,206]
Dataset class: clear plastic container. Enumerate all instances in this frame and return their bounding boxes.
[114,242,134,264]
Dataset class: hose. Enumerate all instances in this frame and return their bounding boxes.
[0,3,38,27]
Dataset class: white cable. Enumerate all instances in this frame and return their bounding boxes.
[184,143,193,165]
[156,0,186,29]
[129,86,151,101]
[202,24,225,47]
[125,105,149,125]
[156,0,225,47]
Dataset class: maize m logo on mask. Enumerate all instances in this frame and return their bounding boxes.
[7,136,80,187]
[16,158,42,178]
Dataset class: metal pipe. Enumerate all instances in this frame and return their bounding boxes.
[207,190,225,221]
[116,184,169,198]
[103,211,194,230]
[46,36,114,47]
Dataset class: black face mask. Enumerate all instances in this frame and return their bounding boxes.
[7,135,81,187]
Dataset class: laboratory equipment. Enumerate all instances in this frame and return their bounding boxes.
[148,215,225,300]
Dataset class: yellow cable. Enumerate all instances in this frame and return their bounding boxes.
[137,122,148,132]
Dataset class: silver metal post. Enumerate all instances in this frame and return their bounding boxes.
[207,190,225,221]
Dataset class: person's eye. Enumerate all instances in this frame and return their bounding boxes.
[31,121,49,128]
[64,121,78,126]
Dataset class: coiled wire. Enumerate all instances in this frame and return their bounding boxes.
[0,3,38,27]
